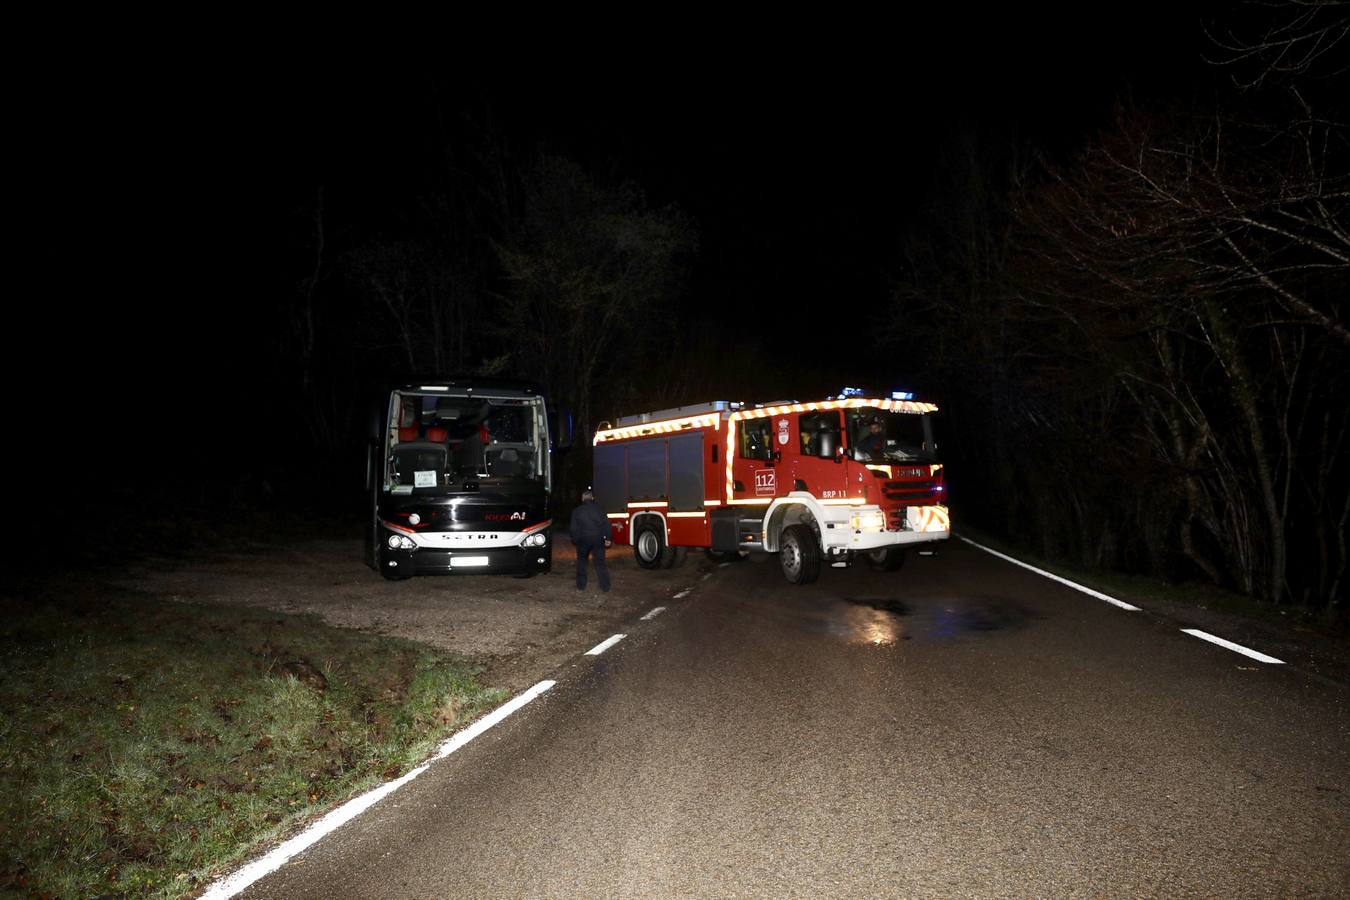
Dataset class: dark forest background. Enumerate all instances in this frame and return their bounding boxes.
[9,5,1346,614]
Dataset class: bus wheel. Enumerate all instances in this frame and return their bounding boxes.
[779,525,821,585]
[634,522,667,570]
[866,547,907,572]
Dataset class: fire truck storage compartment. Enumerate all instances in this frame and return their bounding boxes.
[667,433,704,510]
[592,432,705,512]
[593,443,628,513]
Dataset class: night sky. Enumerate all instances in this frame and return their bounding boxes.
[255,21,1210,329]
[10,17,1218,497]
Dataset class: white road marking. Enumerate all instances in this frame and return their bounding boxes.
[958,536,1142,611]
[200,679,556,899]
[673,588,693,599]
[585,634,627,656]
[958,537,1288,665]
[641,606,667,620]
[1181,629,1285,665]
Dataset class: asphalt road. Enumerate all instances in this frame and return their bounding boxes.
[238,539,1349,898]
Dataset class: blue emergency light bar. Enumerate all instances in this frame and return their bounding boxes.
[828,387,916,401]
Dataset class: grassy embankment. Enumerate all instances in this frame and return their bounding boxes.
[0,585,504,898]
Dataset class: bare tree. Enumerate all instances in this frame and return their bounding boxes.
[491,157,697,437]
[1206,0,1350,88]
[880,1,1348,611]
[1013,101,1349,607]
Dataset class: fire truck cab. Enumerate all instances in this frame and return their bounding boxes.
[591,394,949,584]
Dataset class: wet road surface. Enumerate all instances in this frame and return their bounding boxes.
[240,539,1349,898]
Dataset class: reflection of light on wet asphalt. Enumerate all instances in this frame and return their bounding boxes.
[857,610,902,645]
[934,607,960,639]
[824,606,904,645]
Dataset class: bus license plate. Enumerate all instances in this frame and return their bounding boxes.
[450,556,490,568]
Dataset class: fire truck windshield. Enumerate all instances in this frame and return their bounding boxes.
[846,407,936,463]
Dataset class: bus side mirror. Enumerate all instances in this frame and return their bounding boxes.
[549,408,574,452]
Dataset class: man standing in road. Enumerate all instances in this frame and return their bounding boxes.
[570,488,612,593]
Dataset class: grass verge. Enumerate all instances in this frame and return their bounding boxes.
[0,585,506,898]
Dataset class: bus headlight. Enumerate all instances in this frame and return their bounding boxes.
[387,534,416,550]
[523,532,548,548]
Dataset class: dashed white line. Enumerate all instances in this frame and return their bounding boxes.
[1181,629,1285,664]
[673,588,693,599]
[641,606,667,620]
[201,679,556,899]
[958,536,1288,665]
[958,536,1142,611]
[585,634,626,656]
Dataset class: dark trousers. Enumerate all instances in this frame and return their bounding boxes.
[575,538,611,591]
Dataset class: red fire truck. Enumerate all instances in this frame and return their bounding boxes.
[591,394,949,584]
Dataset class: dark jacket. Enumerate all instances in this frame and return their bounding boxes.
[859,429,886,458]
[569,500,610,543]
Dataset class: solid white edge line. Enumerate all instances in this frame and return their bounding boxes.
[641,606,667,620]
[958,535,1142,611]
[1181,629,1285,665]
[585,634,626,656]
[200,679,556,900]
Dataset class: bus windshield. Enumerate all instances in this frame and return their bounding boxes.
[384,392,548,493]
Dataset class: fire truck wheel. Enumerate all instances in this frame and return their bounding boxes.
[634,522,668,570]
[779,525,821,585]
[663,546,688,569]
[865,547,907,572]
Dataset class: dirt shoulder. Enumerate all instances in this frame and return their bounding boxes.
[112,534,708,694]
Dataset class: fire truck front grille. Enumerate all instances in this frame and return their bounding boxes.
[884,481,937,501]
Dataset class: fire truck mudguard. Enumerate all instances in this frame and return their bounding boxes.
[591,394,950,584]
